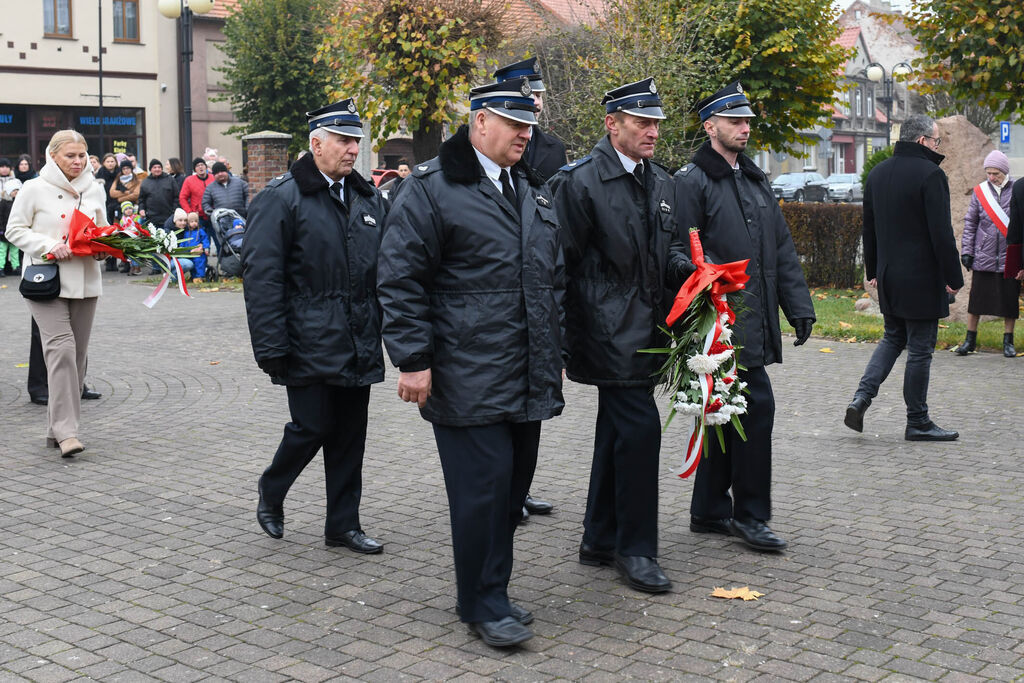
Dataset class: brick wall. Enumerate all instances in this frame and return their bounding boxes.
[242,131,292,197]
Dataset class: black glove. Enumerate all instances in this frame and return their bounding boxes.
[257,356,288,379]
[792,318,813,346]
[960,254,973,271]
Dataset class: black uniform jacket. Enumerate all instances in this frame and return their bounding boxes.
[549,135,679,387]
[1007,179,1024,277]
[524,126,568,183]
[863,141,963,319]
[670,142,815,368]
[241,152,387,387]
[377,125,566,427]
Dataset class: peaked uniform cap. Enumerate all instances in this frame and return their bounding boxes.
[602,78,665,120]
[470,77,539,125]
[696,81,756,122]
[307,98,364,139]
[494,57,545,93]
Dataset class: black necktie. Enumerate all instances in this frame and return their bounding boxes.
[633,161,646,188]
[330,181,344,204]
[499,168,517,209]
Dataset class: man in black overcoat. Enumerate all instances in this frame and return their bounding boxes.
[377,78,565,648]
[493,57,566,520]
[1006,172,1024,282]
[669,82,815,552]
[550,78,678,593]
[242,98,389,554]
[845,114,963,441]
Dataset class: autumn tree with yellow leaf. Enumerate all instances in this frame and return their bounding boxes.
[902,0,1024,121]
[316,0,504,162]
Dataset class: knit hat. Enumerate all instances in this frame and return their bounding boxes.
[148,158,162,170]
[119,159,134,173]
[192,157,206,170]
[120,200,135,212]
[211,161,228,175]
[115,153,130,165]
[173,208,188,222]
[983,150,1009,174]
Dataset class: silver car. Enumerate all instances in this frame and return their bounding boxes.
[826,173,863,202]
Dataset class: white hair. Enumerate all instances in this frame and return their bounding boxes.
[309,128,331,151]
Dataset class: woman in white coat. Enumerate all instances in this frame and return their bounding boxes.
[6,130,109,456]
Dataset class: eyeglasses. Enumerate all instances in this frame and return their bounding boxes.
[922,135,942,146]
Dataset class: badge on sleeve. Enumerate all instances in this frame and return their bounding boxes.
[362,213,377,227]
[659,200,671,214]
[536,195,551,208]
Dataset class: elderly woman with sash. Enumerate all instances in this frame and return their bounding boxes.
[955,150,1018,358]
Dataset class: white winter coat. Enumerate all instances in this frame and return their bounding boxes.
[6,155,109,298]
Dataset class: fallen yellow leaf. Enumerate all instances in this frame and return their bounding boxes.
[815,294,827,300]
[844,337,858,343]
[819,347,834,353]
[838,321,852,329]
[861,292,870,298]
[14,363,28,368]
[711,586,765,601]
[938,324,948,329]
[209,360,221,365]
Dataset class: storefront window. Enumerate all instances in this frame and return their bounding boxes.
[44,0,73,38]
[75,108,145,159]
[0,106,30,161]
[113,0,140,43]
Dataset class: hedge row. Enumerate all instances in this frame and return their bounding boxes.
[781,203,863,288]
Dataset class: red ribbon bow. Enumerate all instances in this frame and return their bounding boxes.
[665,229,750,328]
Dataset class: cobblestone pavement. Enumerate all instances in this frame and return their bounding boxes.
[1,274,1023,682]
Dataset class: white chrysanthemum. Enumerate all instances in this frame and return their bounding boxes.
[730,394,748,409]
[673,401,704,417]
[711,349,733,364]
[689,380,702,391]
[705,411,732,426]
[686,354,720,374]
[718,326,733,344]
[714,378,728,393]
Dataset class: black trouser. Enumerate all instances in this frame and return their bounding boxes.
[582,387,661,557]
[690,365,774,522]
[28,317,48,399]
[260,383,370,538]
[433,421,540,624]
[854,315,937,426]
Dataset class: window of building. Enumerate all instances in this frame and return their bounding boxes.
[113,0,140,43]
[855,90,863,117]
[867,90,874,118]
[44,0,73,38]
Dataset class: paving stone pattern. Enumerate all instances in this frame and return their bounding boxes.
[1,274,1022,681]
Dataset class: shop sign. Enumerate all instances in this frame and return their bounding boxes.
[78,115,137,127]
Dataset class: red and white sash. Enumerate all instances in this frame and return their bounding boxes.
[973,181,1009,237]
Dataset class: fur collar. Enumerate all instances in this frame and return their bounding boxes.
[439,125,544,187]
[692,141,765,182]
[290,150,375,197]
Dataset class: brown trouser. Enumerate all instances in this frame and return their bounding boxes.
[26,297,98,442]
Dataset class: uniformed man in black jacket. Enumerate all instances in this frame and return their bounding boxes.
[494,58,568,183]
[670,82,815,552]
[378,78,565,648]
[494,57,564,520]
[550,78,677,594]
[242,98,389,555]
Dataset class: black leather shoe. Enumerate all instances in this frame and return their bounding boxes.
[523,493,553,515]
[325,530,383,554]
[613,554,672,593]
[520,506,529,523]
[470,616,533,647]
[81,386,102,400]
[730,518,787,551]
[579,541,614,566]
[905,421,959,441]
[690,516,732,535]
[456,603,534,626]
[256,481,284,539]
[30,395,49,406]
[844,397,868,432]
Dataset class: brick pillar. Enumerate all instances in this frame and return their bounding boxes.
[242,131,292,197]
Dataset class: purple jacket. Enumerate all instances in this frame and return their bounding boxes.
[963,178,1014,272]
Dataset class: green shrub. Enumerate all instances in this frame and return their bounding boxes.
[781,203,863,288]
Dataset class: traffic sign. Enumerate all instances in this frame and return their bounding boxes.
[1000,121,1011,144]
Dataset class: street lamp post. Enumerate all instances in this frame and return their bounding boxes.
[158,0,215,161]
[864,61,913,147]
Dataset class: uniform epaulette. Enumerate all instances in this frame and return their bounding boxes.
[559,156,592,172]
[412,159,441,177]
[651,160,671,175]
[265,172,292,189]
[677,163,695,177]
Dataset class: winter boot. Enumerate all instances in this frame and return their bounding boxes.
[1003,333,1016,358]
[954,330,977,356]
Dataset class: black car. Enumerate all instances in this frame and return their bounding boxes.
[771,172,829,203]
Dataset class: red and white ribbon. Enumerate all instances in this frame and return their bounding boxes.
[142,255,192,308]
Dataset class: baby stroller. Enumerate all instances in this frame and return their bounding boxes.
[209,207,246,280]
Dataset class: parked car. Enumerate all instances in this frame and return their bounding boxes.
[825,173,863,202]
[771,172,829,202]
[371,168,400,187]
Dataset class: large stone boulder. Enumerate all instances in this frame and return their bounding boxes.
[863,115,995,323]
